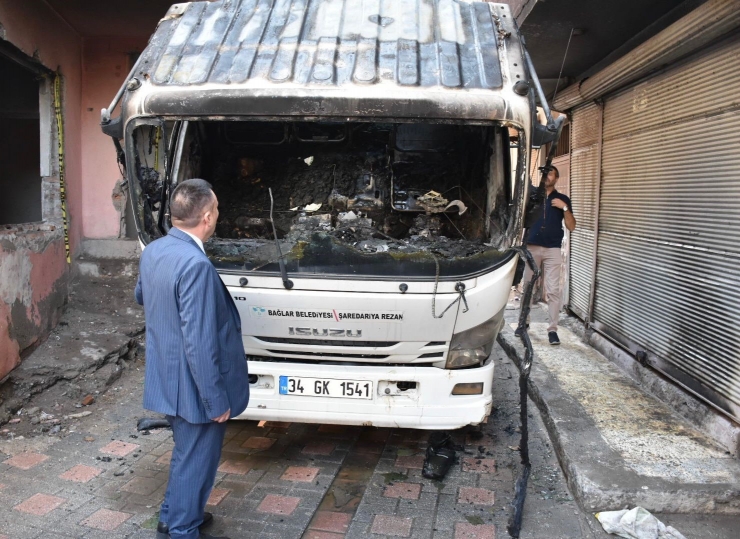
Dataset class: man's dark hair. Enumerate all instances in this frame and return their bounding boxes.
[551,165,560,178]
[170,179,215,228]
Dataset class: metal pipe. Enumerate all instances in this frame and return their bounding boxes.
[101,53,146,125]
[586,102,605,325]
[524,48,556,129]
[553,0,740,111]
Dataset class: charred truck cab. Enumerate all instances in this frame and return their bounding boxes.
[102,0,548,429]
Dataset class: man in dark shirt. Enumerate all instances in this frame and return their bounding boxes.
[521,166,576,345]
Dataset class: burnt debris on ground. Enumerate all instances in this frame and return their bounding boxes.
[0,262,144,440]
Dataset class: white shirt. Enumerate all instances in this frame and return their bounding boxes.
[177,228,205,253]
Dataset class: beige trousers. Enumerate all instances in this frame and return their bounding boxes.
[522,244,563,332]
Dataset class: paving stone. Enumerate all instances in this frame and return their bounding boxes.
[14,493,66,515]
[453,522,496,538]
[59,464,103,483]
[317,424,352,434]
[409,529,435,539]
[218,459,252,475]
[302,442,336,455]
[384,482,422,500]
[257,494,301,515]
[155,451,172,465]
[242,436,277,450]
[396,493,440,520]
[3,452,49,470]
[304,531,346,539]
[264,421,292,429]
[354,496,399,522]
[261,521,306,537]
[92,479,133,502]
[395,455,425,469]
[100,441,140,457]
[371,514,413,536]
[147,442,173,457]
[461,458,496,474]
[355,440,386,455]
[129,466,159,479]
[121,476,164,496]
[80,508,132,531]
[310,510,353,533]
[281,466,320,483]
[207,487,231,506]
[432,494,463,531]
[457,487,495,506]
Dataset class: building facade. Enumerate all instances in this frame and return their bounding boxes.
[0,0,172,379]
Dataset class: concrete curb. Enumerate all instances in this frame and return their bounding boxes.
[497,323,740,514]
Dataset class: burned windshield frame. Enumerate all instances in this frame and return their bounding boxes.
[126,118,171,245]
[127,117,526,279]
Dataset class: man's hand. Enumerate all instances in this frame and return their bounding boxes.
[551,198,567,210]
[212,409,231,423]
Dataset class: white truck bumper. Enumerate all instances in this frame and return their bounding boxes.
[235,359,494,429]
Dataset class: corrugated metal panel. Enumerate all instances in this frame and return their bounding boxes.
[603,34,740,140]
[600,111,740,254]
[568,103,600,317]
[145,0,504,89]
[593,235,740,410]
[571,102,600,149]
[553,0,740,111]
[595,35,740,421]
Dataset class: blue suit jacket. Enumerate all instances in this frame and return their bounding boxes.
[135,228,249,424]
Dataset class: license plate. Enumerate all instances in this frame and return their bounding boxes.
[279,376,373,399]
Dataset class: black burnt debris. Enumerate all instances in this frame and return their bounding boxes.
[133,121,517,273]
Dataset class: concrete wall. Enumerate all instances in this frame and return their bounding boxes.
[0,0,82,378]
[81,37,147,239]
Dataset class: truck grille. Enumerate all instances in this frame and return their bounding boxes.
[255,337,399,348]
[267,350,389,359]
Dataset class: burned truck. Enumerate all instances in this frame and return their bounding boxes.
[102,0,553,429]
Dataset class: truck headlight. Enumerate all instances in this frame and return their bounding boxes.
[446,309,504,369]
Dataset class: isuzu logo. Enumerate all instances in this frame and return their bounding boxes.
[289,327,362,338]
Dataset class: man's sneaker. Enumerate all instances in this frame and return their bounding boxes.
[548,331,560,345]
[514,324,529,337]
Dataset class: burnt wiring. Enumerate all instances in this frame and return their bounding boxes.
[503,246,540,538]
[430,252,469,318]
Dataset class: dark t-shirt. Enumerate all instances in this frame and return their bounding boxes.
[526,188,572,248]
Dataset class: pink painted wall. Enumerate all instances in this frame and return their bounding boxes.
[81,36,147,238]
[0,0,81,377]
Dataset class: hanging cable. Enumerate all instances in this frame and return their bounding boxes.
[53,73,71,264]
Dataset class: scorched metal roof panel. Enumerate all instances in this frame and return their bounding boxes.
[142,0,506,90]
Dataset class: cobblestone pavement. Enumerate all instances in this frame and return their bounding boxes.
[0,341,608,539]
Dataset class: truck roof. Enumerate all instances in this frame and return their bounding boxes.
[119,0,530,125]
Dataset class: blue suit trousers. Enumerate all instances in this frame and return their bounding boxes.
[160,416,227,539]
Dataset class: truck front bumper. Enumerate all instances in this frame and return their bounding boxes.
[235,359,494,429]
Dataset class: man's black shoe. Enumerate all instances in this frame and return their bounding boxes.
[157,512,213,538]
[548,331,560,345]
[513,324,529,337]
[166,534,230,539]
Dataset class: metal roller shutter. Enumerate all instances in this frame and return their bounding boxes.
[594,34,740,421]
[568,103,601,319]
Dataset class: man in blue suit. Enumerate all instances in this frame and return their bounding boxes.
[135,179,249,539]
